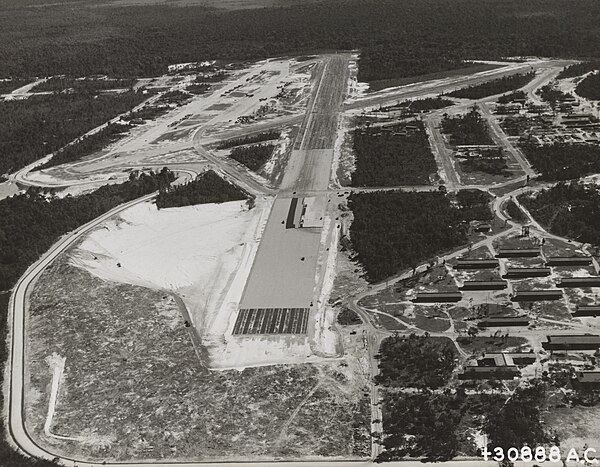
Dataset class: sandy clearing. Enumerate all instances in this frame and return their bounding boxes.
[0,180,23,200]
[71,198,272,338]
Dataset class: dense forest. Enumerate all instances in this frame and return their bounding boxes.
[519,182,600,246]
[155,170,247,209]
[497,90,527,104]
[448,72,535,100]
[378,390,470,461]
[351,120,437,187]
[216,131,280,150]
[454,189,494,221]
[378,381,548,462]
[375,335,457,390]
[520,143,600,180]
[1,1,600,86]
[228,144,275,172]
[483,381,549,452]
[348,190,491,282]
[537,84,572,105]
[557,61,600,79]
[37,122,132,170]
[32,77,136,93]
[0,90,148,176]
[575,72,600,100]
[441,108,493,146]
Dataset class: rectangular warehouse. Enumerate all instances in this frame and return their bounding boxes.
[545,256,593,267]
[573,305,600,317]
[413,292,462,303]
[455,259,499,269]
[496,248,540,258]
[461,280,507,291]
[503,267,551,279]
[557,277,600,288]
[511,289,563,301]
[542,335,600,351]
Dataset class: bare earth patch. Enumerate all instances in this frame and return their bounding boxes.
[25,259,370,462]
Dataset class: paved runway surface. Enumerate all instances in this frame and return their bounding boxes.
[240,54,349,313]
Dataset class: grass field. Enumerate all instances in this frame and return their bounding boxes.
[25,257,370,461]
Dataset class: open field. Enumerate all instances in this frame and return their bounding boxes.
[25,259,371,461]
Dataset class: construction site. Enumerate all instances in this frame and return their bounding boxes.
[4,51,600,465]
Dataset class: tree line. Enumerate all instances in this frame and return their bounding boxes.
[520,143,600,180]
[36,122,133,170]
[537,84,572,104]
[497,90,526,104]
[575,71,600,100]
[378,381,548,462]
[228,144,275,172]
[557,61,600,79]
[2,0,600,87]
[216,131,281,150]
[32,77,136,93]
[441,108,493,146]
[448,72,536,100]
[519,181,600,246]
[0,90,148,176]
[380,97,454,114]
[155,170,247,209]
[0,169,174,291]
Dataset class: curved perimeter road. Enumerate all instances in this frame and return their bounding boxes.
[4,188,500,467]
[6,57,577,467]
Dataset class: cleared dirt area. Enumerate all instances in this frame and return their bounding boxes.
[25,259,371,461]
[544,406,600,451]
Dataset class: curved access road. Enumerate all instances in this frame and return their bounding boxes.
[5,190,502,467]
